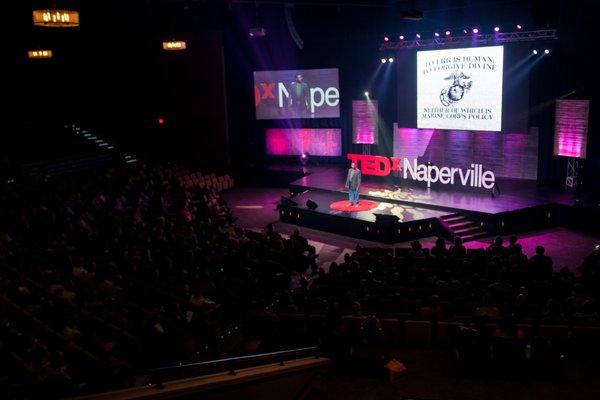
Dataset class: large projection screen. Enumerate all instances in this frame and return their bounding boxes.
[417,46,504,132]
[254,68,340,120]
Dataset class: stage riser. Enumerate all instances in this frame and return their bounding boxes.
[279,206,443,244]
[279,203,573,244]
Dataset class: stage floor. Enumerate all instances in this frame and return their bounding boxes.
[290,166,578,214]
[292,190,448,223]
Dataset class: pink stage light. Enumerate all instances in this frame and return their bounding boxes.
[472,28,479,34]
[416,33,421,38]
[494,26,500,32]
[445,30,451,36]
[434,32,440,37]
[383,36,389,42]
[516,24,522,30]
[399,35,405,40]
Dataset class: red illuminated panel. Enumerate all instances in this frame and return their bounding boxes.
[266,128,342,156]
[352,100,378,144]
[554,99,590,159]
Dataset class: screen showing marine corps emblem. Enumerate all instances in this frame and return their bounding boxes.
[440,71,472,106]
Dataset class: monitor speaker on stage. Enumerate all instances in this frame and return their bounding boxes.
[279,196,298,208]
[306,199,318,210]
[373,213,400,226]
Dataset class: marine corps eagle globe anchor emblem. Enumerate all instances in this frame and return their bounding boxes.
[440,71,472,106]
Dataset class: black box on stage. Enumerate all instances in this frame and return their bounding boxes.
[279,196,298,208]
[306,199,318,210]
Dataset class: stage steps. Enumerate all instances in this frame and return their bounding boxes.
[440,213,488,242]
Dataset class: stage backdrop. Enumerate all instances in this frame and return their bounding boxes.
[393,125,538,180]
[266,128,342,156]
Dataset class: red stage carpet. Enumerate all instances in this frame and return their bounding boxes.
[330,199,379,212]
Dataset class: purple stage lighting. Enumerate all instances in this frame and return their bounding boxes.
[383,36,389,42]
[494,26,500,32]
[445,30,451,36]
[462,29,468,34]
[434,32,440,37]
[472,28,479,34]
[399,35,404,40]
[516,24,522,30]
[532,49,538,55]
[416,33,421,38]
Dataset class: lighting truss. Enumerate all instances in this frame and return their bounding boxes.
[380,29,558,51]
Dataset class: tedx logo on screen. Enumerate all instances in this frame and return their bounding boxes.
[253,68,340,120]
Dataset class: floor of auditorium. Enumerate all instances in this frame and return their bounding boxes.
[316,347,600,400]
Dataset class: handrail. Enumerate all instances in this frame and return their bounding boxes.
[151,346,319,372]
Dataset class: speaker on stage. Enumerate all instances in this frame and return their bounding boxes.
[306,199,318,210]
[373,213,400,225]
[279,196,298,208]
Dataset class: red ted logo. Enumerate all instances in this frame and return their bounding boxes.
[347,153,402,176]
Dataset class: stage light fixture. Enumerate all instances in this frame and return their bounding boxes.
[157,117,165,125]
[388,57,394,63]
[364,91,369,97]
[383,36,389,42]
[33,9,79,27]
[434,32,440,37]
[532,49,538,55]
[544,49,550,54]
[494,26,500,32]
[300,152,310,166]
[306,199,318,210]
[27,50,53,59]
[516,24,522,30]
[399,35,404,40]
[381,58,387,63]
[445,30,451,36]
[415,33,421,38]
[463,29,468,34]
[472,28,479,34]
[162,41,186,51]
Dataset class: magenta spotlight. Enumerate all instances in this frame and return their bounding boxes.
[494,26,500,32]
[462,29,468,34]
[416,33,421,38]
[445,30,451,36]
[544,49,550,54]
[472,28,479,34]
[381,58,387,63]
[388,57,394,63]
[383,36,389,42]
[399,35,405,40]
[532,49,538,55]
[516,24,522,30]
[434,32,440,37]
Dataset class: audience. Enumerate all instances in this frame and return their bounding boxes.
[1,162,600,395]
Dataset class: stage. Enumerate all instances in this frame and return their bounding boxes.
[279,166,580,243]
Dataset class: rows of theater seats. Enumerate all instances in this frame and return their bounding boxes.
[278,313,600,350]
[178,171,234,192]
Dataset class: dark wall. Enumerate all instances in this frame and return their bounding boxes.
[7,0,229,168]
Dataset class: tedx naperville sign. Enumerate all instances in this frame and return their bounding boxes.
[347,153,496,189]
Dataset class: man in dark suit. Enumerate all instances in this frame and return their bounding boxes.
[289,74,310,117]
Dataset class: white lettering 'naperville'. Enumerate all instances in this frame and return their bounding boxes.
[403,158,495,189]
